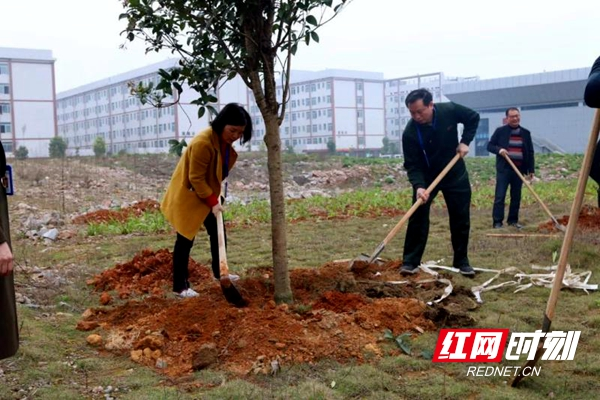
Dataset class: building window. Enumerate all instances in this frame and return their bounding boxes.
[357,110,364,118]
[0,64,8,75]
[0,84,9,95]
[0,123,11,134]
[2,141,12,153]
[357,96,363,105]
[0,103,10,114]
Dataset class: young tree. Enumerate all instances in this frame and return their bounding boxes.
[49,137,67,158]
[14,146,29,160]
[327,138,336,155]
[93,136,107,157]
[121,0,350,303]
[381,137,390,155]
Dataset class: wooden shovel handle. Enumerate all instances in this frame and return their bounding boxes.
[501,153,557,222]
[382,153,462,245]
[216,197,230,277]
[547,109,600,319]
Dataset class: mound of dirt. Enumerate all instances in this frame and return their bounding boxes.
[79,250,475,376]
[72,199,160,224]
[538,205,600,232]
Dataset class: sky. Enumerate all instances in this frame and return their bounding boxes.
[1,0,598,93]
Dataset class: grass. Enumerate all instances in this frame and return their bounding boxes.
[4,200,600,399]
[3,153,600,398]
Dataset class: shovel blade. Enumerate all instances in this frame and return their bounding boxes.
[220,278,248,308]
[348,253,371,272]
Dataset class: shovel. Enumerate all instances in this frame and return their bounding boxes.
[216,198,247,307]
[501,153,567,232]
[511,109,600,387]
[349,153,461,271]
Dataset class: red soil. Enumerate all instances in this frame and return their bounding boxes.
[79,249,475,377]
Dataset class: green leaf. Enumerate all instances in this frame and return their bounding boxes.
[198,106,206,119]
[291,43,298,55]
[383,329,395,340]
[305,33,310,45]
[306,15,318,26]
[311,31,320,43]
[207,94,218,103]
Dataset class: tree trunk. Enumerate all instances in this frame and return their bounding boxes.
[263,114,293,304]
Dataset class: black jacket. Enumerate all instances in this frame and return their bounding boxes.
[584,55,600,108]
[585,55,600,184]
[402,102,480,190]
[487,124,535,175]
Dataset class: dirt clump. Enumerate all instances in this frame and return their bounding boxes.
[72,199,160,224]
[79,250,475,376]
[539,205,600,232]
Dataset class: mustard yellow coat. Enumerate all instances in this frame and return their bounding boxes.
[161,127,238,240]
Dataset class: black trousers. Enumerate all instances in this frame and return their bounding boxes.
[402,176,471,268]
[172,212,225,293]
[492,168,523,225]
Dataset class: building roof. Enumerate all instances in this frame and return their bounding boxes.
[0,47,54,62]
[57,58,179,99]
[443,67,590,110]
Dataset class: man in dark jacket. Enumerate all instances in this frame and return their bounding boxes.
[487,108,535,229]
[0,140,18,360]
[585,55,600,194]
[400,88,479,276]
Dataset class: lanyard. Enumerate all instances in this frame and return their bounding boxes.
[415,107,436,168]
[223,145,230,197]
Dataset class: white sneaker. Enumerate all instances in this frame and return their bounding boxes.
[215,274,240,282]
[175,288,199,298]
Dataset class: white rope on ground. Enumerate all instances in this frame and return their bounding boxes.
[420,260,598,304]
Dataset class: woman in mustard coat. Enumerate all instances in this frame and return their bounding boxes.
[161,103,253,298]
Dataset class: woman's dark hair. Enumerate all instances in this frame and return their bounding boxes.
[211,103,253,144]
[405,88,433,108]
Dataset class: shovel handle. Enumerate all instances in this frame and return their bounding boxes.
[501,153,559,224]
[216,198,230,277]
[381,153,462,246]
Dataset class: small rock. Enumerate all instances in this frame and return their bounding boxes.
[86,334,103,347]
[99,292,112,306]
[155,358,168,369]
[191,343,218,370]
[130,350,143,362]
[76,320,99,331]
[275,342,286,350]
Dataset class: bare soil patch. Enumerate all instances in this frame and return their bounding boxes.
[79,250,475,377]
[538,205,600,232]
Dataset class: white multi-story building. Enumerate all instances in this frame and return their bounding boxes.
[249,69,386,155]
[57,59,249,156]
[384,72,446,153]
[0,47,57,157]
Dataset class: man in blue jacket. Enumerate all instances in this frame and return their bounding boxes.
[400,89,479,277]
[487,108,535,229]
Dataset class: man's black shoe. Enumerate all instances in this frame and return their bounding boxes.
[508,222,523,230]
[493,223,503,229]
[400,264,419,275]
[457,265,475,276]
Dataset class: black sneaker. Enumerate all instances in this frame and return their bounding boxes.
[400,264,419,275]
[493,222,503,229]
[508,222,523,230]
[457,265,475,276]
